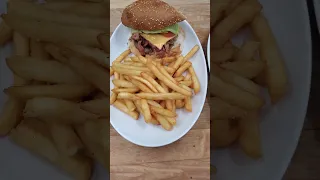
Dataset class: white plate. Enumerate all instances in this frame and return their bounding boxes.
[213,0,311,180]
[110,21,208,147]
[207,35,210,70]
[313,0,320,33]
[0,1,109,180]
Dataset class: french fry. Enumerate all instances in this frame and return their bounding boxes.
[117,92,140,100]
[212,48,235,63]
[6,56,87,84]
[147,100,163,108]
[30,40,50,59]
[174,76,185,81]
[234,40,260,62]
[8,1,109,30]
[153,113,172,131]
[212,119,239,148]
[211,75,264,110]
[44,43,69,62]
[188,66,200,94]
[110,93,117,104]
[50,123,83,156]
[150,117,160,125]
[4,84,94,100]
[141,72,166,93]
[251,14,288,103]
[162,56,176,64]
[131,76,158,93]
[112,66,144,76]
[160,101,166,108]
[182,45,199,63]
[174,61,192,77]
[40,2,109,18]
[112,79,136,88]
[130,78,153,93]
[184,73,192,80]
[0,97,24,136]
[212,0,261,48]
[64,55,109,95]
[156,63,178,84]
[0,21,13,46]
[176,99,185,108]
[146,61,192,96]
[112,49,131,64]
[64,44,109,68]
[112,63,150,72]
[172,56,184,72]
[3,14,102,47]
[150,106,177,117]
[181,85,192,112]
[111,87,140,93]
[239,113,262,159]
[10,119,93,180]
[136,93,185,100]
[159,82,173,111]
[114,72,120,80]
[220,60,265,79]
[110,67,114,76]
[218,70,261,95]
[124,100,136,111]
[211,97,247,119]
[80,98,108,117]
[140,99,152,123]
[113,100,139,120]
[165,116,176,126]
[13,32,29,57]
[24,97,99,124]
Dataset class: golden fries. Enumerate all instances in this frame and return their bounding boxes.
[113,100,139,120]
[110,46,200,131]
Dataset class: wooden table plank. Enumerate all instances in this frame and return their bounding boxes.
[110,0,210,179]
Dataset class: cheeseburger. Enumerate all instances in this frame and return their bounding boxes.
[121,0,186,58]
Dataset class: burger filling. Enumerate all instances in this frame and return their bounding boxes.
[129,24,180,58]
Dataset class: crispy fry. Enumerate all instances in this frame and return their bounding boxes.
[182,45,199,64]
[174,61,192,77]
[117,92,140,100]
[174,76,185,81]
[150,106,176,117]
[188,66,200,94]
[172,56,184,72]
[131,76,158,93]
[30,40,49,59]
[156,63,178,84]
[113,100,139,120]
[110,93,117,104]
[234,40,260,62]
[124,100,136,112]
[220,60,265,79]
[130,78,153,93]
[165,116,176,126]
[212,48,235,63]
[112,66,143,76]
[140,99,152,123]
[3,14,102,47]
[153,113,172,131]
[251,14,288,103]
[146,61,192,96]
[111,88,140,93]
[80,98,108,117]
[211,97,247,119]
[141,72,166,93]
[211,75,264,110]
[0,21,13,46]
[112,79,136,88]
[136,93,185,100]
[112,49,131,64]
[147,100,163,108]
[212,119,239,148]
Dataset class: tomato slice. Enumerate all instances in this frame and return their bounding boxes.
[162,32,175,38]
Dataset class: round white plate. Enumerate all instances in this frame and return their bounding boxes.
[313,0,320,33]
[207,35,210,71]
[0,1,109,180]
[110,21,208,147]
[213,0,311,180]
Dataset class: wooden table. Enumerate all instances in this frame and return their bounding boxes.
[110,0,210,179]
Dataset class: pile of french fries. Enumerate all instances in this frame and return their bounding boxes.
[110,45,200,131]
[0,1,109,179]
[211,0,288,163]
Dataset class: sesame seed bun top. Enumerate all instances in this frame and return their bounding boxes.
[121,0,186,31]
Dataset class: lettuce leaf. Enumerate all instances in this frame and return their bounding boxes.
[131,24,179,35]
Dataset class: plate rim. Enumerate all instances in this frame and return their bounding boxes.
[110,20,208,147]
[207,35,210,71]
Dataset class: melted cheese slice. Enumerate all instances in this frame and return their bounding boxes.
[140,33,175,49]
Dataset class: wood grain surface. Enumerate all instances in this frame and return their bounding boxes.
[110,0,210,179]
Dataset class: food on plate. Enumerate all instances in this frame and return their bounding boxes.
[111,44,200,131]
[211,0,289,171]
[0,1,109,179]
[121,0,186,58]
